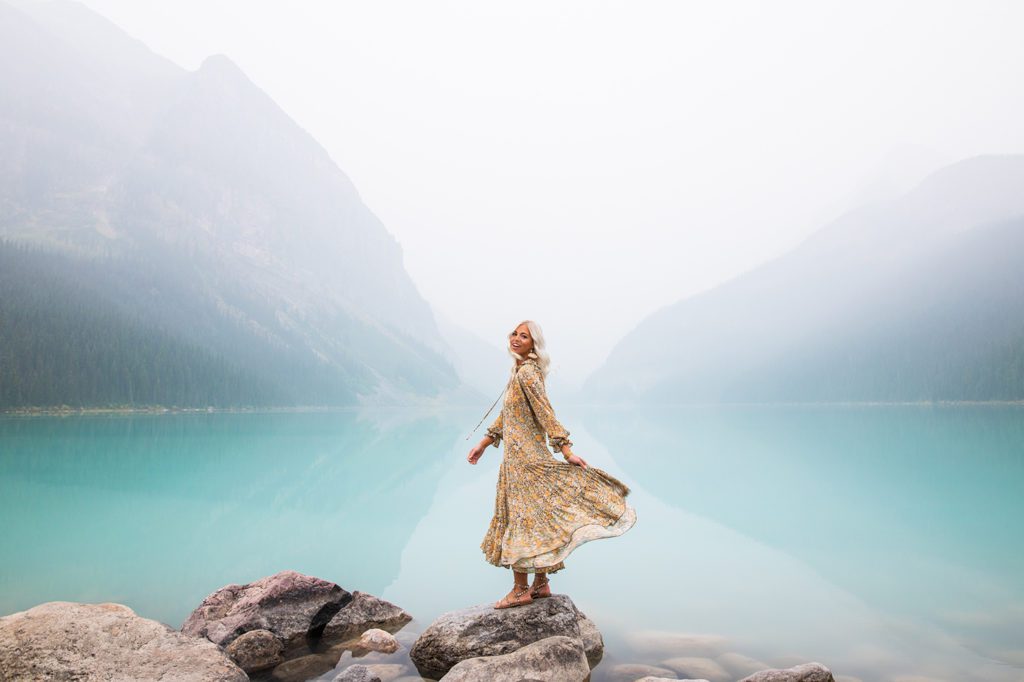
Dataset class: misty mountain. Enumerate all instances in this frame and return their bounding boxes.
[584,155,1024,403]
[0,0,478,408]
[433,308,512,398]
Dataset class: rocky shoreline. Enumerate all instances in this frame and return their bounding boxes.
[0,570,836,682]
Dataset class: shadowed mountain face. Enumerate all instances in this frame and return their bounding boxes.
[0,1,468,407]
[584,155,1024,403]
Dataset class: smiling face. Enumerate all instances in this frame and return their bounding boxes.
[510,323,534,357]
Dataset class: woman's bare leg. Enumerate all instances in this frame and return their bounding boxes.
[495,570,531,608]
[531,560,562,589]
[529,567,555,598]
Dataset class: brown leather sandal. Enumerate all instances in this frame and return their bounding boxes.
[494,582,533,609]
[529,574,551,599]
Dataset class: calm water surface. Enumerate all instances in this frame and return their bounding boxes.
[1,405,1022,682]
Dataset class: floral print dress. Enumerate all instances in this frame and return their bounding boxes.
[480,357,637,574]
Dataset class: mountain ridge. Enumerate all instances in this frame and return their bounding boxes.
[0,0,480,408]
[583,154,1024,403]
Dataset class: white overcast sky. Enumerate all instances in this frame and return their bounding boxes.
[71,0,1024,387]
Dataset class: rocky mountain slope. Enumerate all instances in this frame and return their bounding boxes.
[0,0,476,408]
[584,155,1024,403]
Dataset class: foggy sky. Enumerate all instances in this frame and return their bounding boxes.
[69,0,1024,388]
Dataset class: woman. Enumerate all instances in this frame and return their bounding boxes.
[467,320,637,609]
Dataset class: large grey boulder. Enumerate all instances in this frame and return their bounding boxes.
[738,662,835,682]
[0,601,247,681]
[181,569,411,651]
[440,635,589,681]
[575,609,604,668]
[409,594,600,680]
[182,569,348,647]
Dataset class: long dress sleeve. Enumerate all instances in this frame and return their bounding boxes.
[517,363,574,455]
[484,411,503,448]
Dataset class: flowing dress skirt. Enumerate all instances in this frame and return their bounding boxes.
[480,435,636,574]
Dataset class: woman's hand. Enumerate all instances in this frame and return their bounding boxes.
[564,451,588,469]
[467,443,486,465]
[468,435,496,465]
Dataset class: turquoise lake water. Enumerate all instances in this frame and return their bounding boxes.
[1,405,1022,681]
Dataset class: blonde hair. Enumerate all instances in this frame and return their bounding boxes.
[507,319,552,379]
